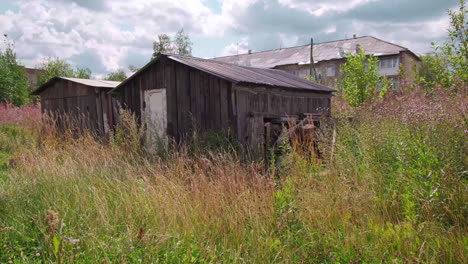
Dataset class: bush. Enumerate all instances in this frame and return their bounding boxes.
[0,39,30,106]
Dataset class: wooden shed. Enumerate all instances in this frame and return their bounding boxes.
[110,53,335,151]
[32,77,120,137]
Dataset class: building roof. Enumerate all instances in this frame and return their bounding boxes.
[214,36,420,68]
[113,53,335,93]
[32,77,121,95]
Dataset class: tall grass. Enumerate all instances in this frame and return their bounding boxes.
[0,89,466,263]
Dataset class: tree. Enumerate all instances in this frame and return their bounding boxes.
[128,65,140,73]
[152,34,174,58]
[37,58,93,86]
[104,69,127,82]
[432,0,467,85]
[75,67,92,79]
[152,28,192,58]
[340,48,390,107]
[173,28,192,56]
[37,58,74,86]
[0,38,30,106]
[416,54,452,91]
[442,0,467,83]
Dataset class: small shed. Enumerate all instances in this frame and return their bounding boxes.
[110,53,335,150]
[32,77,120,136]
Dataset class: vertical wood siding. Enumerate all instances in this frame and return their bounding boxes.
[39,79,115,137]
[233,84,332,148]
[116,57,332,146]
[117,58,234,142]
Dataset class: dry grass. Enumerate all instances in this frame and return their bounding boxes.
[0,89,467,263]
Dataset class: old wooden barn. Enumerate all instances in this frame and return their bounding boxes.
[32,77,120,137]
[110,53,335,151]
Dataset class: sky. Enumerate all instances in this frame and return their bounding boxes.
[0,0,460,78]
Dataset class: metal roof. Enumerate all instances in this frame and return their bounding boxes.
[32,77,121,95]
[59,77,121,88]
[214,36,419,68]
[114,53,335,93]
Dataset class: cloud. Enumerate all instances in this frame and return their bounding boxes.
[221,37,249,56]
[0,0,227,76]
[278,0,376,16]
[218,0,455,56]
[0,0,456,76]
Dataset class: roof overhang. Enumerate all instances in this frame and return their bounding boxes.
[110,53,336,94]
[31,77,120,95]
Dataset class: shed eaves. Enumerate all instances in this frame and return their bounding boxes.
[214,36,416,68]
[32,77,121,95]
[60,77,121,88]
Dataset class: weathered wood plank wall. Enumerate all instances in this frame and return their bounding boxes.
[39,79,115,136]
[118,58,234,141]
[116,58,332,147]
[233,84,331,146]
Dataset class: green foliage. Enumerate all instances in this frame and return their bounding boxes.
[128,64,140,73]
[152,28,192,58]
[152,34,173,57]
[190,129,241,156]
[438,0,468,84]
[173,29,192,56]
[416,54,453,91]
[111,109,144,155]
[340,48,390,107]
[74,67,92,79]
[425,0,468,88]
[37,58,93,87]
[0,124,35,181]
[0,39,30,106]
[104,69,127,82]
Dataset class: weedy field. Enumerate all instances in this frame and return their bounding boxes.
[0,89,467,263]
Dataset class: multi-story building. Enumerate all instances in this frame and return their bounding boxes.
[214,36,420,89]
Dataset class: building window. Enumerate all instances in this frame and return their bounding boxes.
[379,57,398,69]
[326,66,335,77]
[292,70,299,76]
[300,68,309,77]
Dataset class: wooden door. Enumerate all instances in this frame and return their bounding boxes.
[143,89,167,147]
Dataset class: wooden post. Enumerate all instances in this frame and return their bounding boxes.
[310,38,317,80]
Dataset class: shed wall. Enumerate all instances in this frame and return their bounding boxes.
[39,79,114,136]
[233,84,332,148]
[117,57,234,141]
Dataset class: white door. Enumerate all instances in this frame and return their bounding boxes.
[144,89,167,147]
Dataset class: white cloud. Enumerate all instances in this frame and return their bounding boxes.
[0,0,453,76]
[278,0,376,16]
[221,37,249,56]
[324,24,337,34]
[350,15,450,52]
[0,0,227,75]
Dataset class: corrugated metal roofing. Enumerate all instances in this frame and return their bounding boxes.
[59,77,121,88]
[214,36,417,68]
[167,54,335,92]
[32,77,121,95]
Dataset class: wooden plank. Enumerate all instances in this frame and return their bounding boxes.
[189,70,201,130]
[235,89,249,143]
[95,89,103,135]
[201,72,209,131]
[209,76,217,130]
[167,60,178,139]
[219,80,229,128]
[176,63,189,138]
